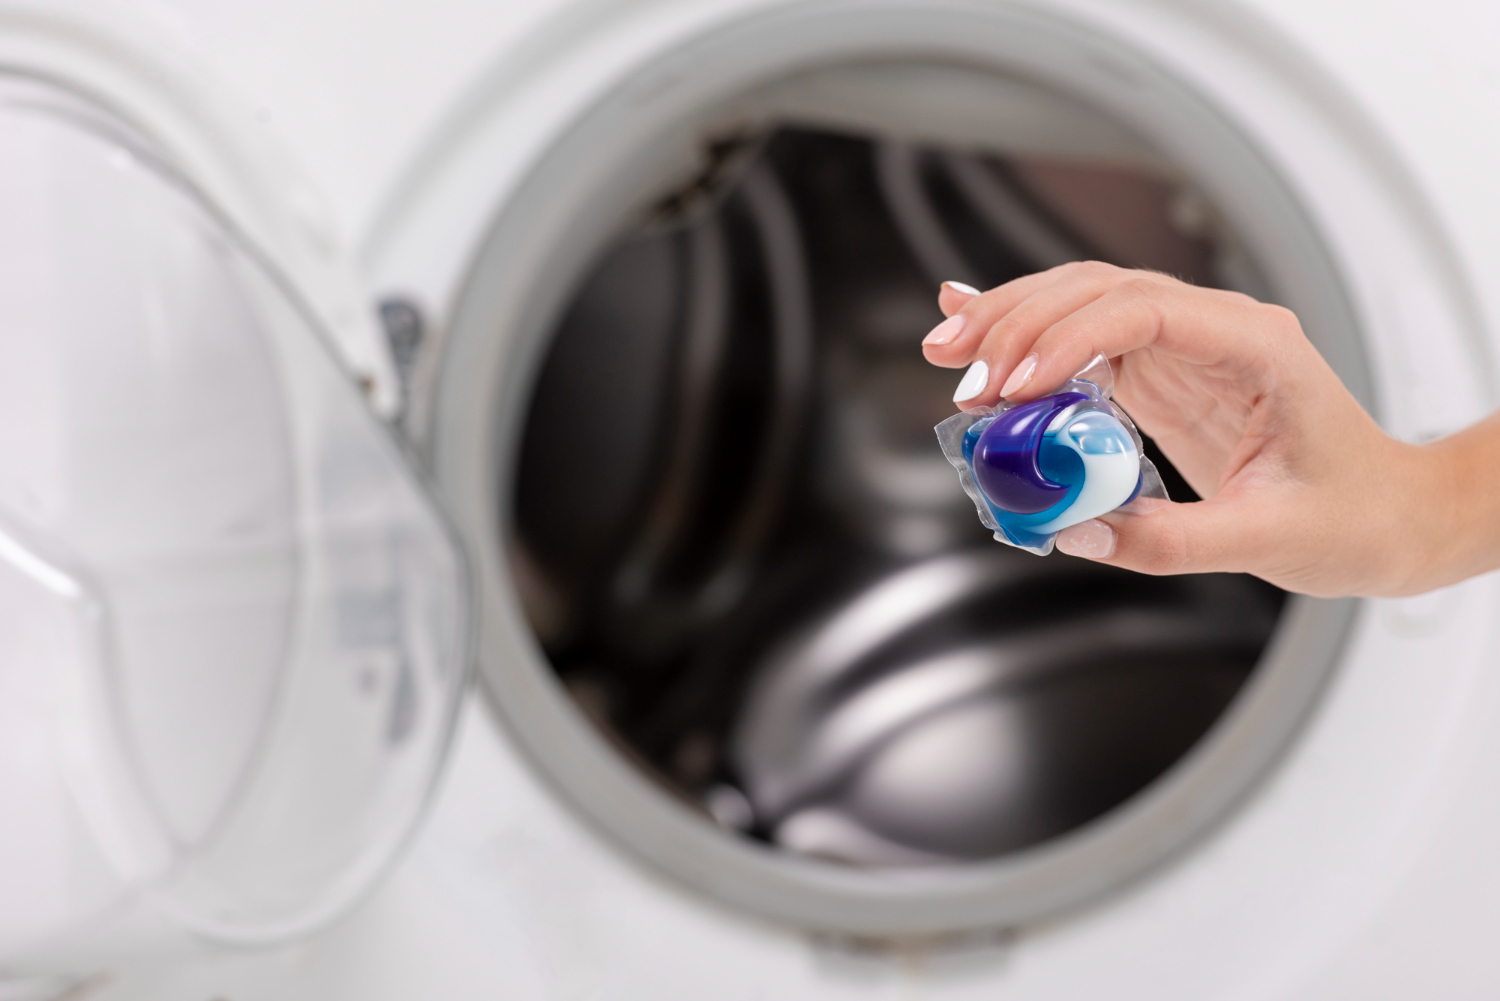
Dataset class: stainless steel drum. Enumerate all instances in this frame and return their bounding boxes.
[511,128,1285,867]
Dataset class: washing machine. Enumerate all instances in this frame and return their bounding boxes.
[2,0,1499,997]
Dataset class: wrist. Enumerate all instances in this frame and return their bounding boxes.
[1396,422,1500,594]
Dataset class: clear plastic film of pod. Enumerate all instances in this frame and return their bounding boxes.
[0,80,469,978]
[936,354,1167,555]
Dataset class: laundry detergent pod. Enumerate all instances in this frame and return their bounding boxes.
[936,354,1166,555]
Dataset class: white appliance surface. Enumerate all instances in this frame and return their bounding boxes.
[19,0,1500,997]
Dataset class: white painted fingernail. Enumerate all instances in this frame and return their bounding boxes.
[922,314,965,346]
[942,280,981,297]
[1056,519,1116,559]
[1000,353,1038,398]
[953,360,989,402]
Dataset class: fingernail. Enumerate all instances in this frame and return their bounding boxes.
[953,360,989,402]
[1056,519,1116,559]
[923,314,965,346]
[942,280,981,297]
[1001,353,1038,397]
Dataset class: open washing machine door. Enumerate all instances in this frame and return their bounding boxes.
[0,4,469,984]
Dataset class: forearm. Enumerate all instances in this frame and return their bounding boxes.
[1409,412,1500,591]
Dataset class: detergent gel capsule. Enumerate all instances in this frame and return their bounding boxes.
[936,354,1166,555]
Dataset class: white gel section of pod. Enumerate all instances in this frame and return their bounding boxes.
[1031,411,1142,534]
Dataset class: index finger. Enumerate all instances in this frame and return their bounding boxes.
[1001,278,1292,404]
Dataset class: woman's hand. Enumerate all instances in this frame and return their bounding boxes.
[923,263,1472,598]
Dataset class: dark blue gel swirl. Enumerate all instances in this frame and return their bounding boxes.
[968,392,1087,513]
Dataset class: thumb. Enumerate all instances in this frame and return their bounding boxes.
[1055,496,1266,576]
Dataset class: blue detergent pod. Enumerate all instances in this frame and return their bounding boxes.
[936,354,1166,555]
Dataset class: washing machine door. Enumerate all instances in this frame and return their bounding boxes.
[0,34,469,978]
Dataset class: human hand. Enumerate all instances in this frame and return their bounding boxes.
[922,264,1458,598]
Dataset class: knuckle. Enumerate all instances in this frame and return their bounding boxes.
[1116,276,1162,299]
[986,307,1041,346]
[1259,303,1302,335]
[984,318,1028,355]
[1110,279,1168,327]
[1054,259,1112,281]
[970,283,1017,312]
[1218,288,1259,307]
